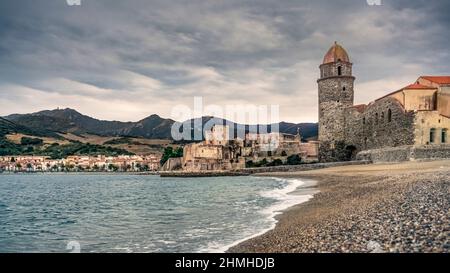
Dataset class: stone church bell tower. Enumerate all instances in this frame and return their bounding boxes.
[317,42,355,162]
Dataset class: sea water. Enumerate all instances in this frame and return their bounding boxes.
[0,174,313,253]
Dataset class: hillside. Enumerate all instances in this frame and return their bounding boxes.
[0,117,57,138]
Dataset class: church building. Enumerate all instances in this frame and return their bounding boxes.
[318,42,450,162]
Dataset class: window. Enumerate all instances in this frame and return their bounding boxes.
[430,128,436,143]
[387,109,392,122]
[363,117,366,125]
[442,129,447,143]
[338,66,342,76]
[375,113,378,124]
[343,87,346,91]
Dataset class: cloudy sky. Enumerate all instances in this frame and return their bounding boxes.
[0,0,449,123]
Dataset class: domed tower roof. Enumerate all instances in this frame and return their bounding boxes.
[323,42,350,64]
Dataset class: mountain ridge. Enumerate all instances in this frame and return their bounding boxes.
[4,108,318,140]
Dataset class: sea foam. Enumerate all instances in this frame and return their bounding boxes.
[202,177,315,253]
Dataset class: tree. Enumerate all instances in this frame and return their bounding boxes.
[267,159,283,167]
[108,164,118,172]
[20,137,43,146]
[286,154,302,165]
[160,146,184,166]
[259,158,268,167]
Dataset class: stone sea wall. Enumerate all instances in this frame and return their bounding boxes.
[356,144,450,162]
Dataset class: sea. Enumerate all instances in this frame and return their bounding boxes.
[0,174,314,253]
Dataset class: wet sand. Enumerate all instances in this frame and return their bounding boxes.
[228,160,450,253]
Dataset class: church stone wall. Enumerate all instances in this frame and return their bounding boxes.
[345,97,415,154]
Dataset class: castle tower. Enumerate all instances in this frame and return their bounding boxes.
[317,42,355,162]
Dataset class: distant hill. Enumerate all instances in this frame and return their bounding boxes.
[4,108,318,141]
[5,108,175,139]
[179,116,318,141]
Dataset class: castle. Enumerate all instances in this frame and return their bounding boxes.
[181,125,319,172]
[318,42,450,162]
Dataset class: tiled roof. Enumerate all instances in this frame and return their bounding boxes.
[351,104,367,113]
[323,42,350,64]
[420,76,450,84]
[403,83,435,89]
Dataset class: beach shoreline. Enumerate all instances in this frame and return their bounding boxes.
[228,160,450,253]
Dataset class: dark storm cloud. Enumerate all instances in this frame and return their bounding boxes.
[0,0,449,122]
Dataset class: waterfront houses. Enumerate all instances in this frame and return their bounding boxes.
[0,155,161,172]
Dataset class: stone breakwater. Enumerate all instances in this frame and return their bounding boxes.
[228,161,449,253]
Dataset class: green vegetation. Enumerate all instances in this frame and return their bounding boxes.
[20,137,43,145]
[0,137,133,159]
[160,146,183,165]
[41,142,134,159]
[267,159,284,166]
[246,155,302,168]
[0,138,23,156]
[286,154,302,165]
[103,137,147,146]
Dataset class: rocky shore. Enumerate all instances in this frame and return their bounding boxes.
[228,160,450,253]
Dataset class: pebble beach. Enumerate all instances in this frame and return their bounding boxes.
[228,160,450,253]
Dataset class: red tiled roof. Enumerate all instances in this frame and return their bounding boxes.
[403,83,435,89]
[351,104,367,113]
[376,91,398,102]
[420,76,450,84]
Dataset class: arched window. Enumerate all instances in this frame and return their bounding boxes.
[442,129,448,143]
[338,66,342,76]
[430,128,436,143]
[387,109,392,122]
[343,86,346,91]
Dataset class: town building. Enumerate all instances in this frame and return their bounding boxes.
[0,155,160,172]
